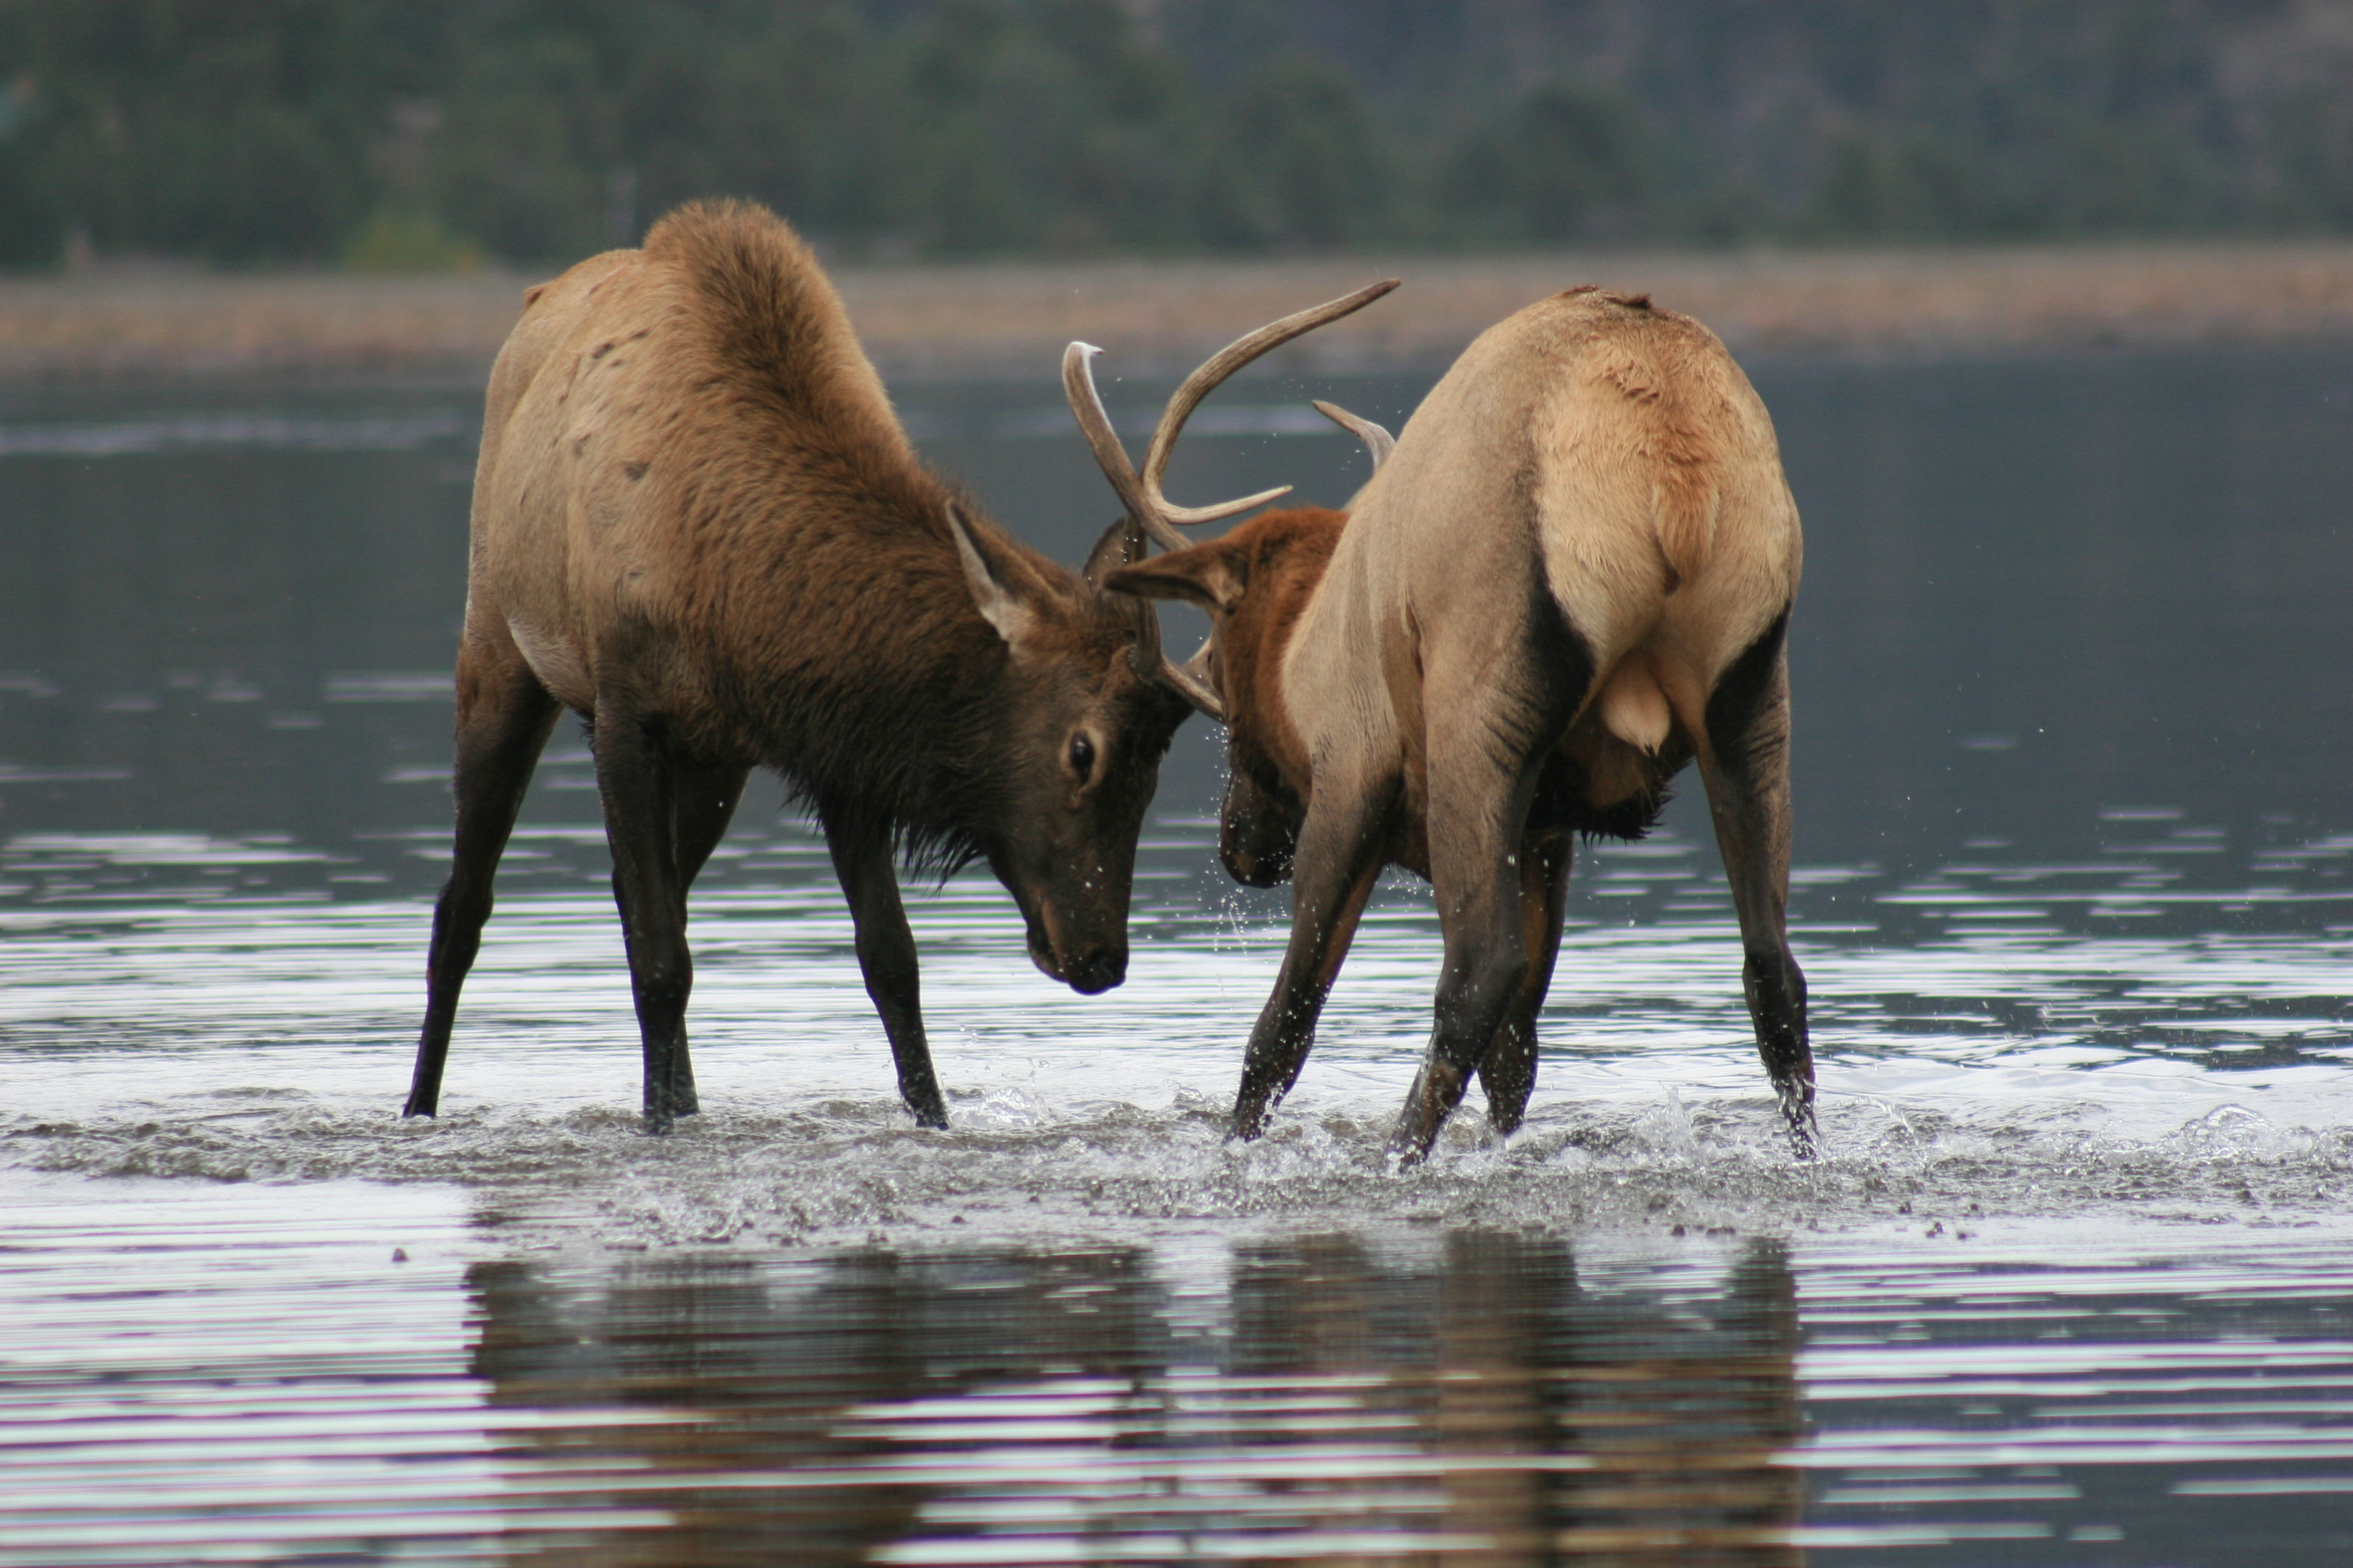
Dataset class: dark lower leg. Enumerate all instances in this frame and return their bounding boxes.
[1395,626,1590,1161]
[1392,881,1532,1163]
[1389,722,1563,1163]
[1702,638,1814,1156]
[1231,851,1382,1139]
[1476,836,1573,1136]
[405,658,559,1118]
[1743,945,1811,1139]
[827,817,948,1128]
[1229,784,1392,1141]
[595,719,698,1131]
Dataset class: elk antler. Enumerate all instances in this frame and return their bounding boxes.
[1065,279,1399,552]
[1312,400,1396,470]
[1125,583,1226,721]
[1172,636,1221,718]
[1086,514,1224,712]
[1074,281,1398,718]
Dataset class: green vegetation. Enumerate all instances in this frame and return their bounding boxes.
[0,0,2348,270]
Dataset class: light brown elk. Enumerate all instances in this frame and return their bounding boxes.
[401,199,1388,1131]
[1101,286,1815,1161]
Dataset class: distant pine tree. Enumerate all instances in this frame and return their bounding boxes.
[0,0,2344,270]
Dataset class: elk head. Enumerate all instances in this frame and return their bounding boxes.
[938,290,1405,995]
[1097,504,1343,889]
[944,502,1189,994]
[1090,365,1401,891]
[1063,277,1397,713]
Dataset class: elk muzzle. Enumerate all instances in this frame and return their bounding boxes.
[1024,911,1128,995]
[995,853,1133,995]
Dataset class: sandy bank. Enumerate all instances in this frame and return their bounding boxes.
[4,240,2352,382]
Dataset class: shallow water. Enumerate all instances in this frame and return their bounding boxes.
[1,347,2351,1562]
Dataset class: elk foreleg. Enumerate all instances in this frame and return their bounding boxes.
[825,819,949,1129]
[593,713,700,1132]
[1475,834,1574,1136]
[1229,781,1392,1140]
[1696,620,1815,1157]
[404,640,560,1118]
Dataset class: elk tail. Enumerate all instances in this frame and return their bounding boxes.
[1653,462,1720,593]
[1598,441,1715,756]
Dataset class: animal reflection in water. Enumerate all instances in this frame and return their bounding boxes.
[466,1236,1803,1564]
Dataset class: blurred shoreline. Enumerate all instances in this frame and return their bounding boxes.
[4,240,2352,384]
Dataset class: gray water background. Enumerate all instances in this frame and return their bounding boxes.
[1,346,2350,1564]
[1,348,2348,914]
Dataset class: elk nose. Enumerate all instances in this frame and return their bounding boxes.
[1064,946,1126,995]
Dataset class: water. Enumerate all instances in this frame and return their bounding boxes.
[1,345,2350,1562]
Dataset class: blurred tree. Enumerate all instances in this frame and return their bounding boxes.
[1441,84,1654,244]
[1807,130,2003,239]
[8,0,382,263]
[0,0,2346,270]
[0,68,58,264]
[1197,54,1385,248]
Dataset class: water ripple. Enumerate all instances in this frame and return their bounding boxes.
[1,889,2346,1251]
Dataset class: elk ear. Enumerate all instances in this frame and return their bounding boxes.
[946,502,1036,645]
[1081,515,1148,588]
[1102,541,1247,614]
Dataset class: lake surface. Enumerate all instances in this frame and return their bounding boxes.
[1,343,2349,1564]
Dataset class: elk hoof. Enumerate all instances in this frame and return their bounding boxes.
[1387,1060,1466,1165]
[1782,1096,1820,1161]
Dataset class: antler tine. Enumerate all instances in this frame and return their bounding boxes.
[1118,569,1227,718]
[1140,278,1401,527]
[1126,553,1165,668]
[1104,499,1224,716]
[1311,400,1396,470]
[1163,634,1225,721]
[1064,341,1190,554]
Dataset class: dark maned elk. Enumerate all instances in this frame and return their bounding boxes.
[1102,287,1815,1161]
[401,199,1386,1131]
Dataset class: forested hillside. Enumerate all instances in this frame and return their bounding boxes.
[1,0,2349,269]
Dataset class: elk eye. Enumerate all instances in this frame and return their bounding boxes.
[1069,734,1096,781]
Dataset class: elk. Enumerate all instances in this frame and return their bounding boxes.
[1100,286,1815,1161]
[401,199,1388,1131]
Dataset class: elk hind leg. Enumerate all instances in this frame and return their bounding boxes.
[1392,745,1557,1162]
[405,638,560,1117]
[1476,834,1573,1136]
[1393,604,1596,1161]
[594,711,700,1131]
[1693,617,1815,1156]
